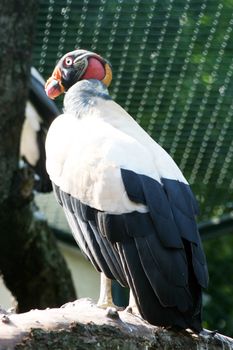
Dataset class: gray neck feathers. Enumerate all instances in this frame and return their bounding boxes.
[63,79,111,117]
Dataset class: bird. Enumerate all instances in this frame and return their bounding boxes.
[44,49,208,332]
[20,67,60,193]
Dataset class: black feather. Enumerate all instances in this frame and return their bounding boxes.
[52,184,127,285]
[51,167,208,332]
[119,169,208,331]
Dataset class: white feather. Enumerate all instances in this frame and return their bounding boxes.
[46,94,188,214]
[20,102,42,166]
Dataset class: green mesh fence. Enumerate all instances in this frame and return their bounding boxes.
[32,0,233,222]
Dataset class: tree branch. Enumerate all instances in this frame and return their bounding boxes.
[0,298,232,350]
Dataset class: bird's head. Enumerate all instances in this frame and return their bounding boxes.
[45,49,112,99]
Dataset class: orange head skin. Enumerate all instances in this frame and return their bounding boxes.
[45,49,112,99]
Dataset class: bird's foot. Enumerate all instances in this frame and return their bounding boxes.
[97,300,116,309]
[126,290,140,315]
[97,299,123,311]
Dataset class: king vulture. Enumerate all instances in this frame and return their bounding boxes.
[45,49,208,332]
[20,67,60,192]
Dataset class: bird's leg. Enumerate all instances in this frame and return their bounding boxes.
[126,289,140,315]
[97,273,115,309]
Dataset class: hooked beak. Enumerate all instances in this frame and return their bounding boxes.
[45,67,65,99]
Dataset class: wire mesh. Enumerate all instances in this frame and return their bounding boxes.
[33,0,233,222]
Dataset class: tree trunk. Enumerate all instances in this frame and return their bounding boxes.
[0,0,76,312]
[0,299,232,350]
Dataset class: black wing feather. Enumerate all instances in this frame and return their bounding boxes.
[88,218,128,286]
[56,187,102,272]
[121,169,184,248]
[116,169,207,331]
[117,239,195,329]
[52,183,127,285]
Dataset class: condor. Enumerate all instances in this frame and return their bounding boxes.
[45,49,208,332]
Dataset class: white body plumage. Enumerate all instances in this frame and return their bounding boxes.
[46,80,187,214]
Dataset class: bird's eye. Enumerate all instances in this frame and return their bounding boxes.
[64,57,73,66]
